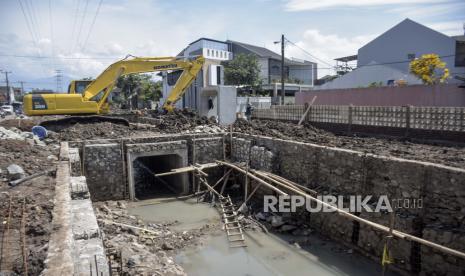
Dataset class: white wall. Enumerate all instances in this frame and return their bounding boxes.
[322,19,465,90]
[358,19,458,72]
[258,58,269,84]
[198,86,237,125]
[319,64,421,90]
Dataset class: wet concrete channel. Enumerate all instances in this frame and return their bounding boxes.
[128,199,399,276]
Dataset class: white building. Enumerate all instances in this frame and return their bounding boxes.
[319,19,465,90]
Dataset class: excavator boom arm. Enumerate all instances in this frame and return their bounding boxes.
[82,56,204,112]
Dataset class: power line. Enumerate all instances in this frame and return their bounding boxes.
[73,0,90,53]
[17,0,49,77]
[81,0,104,53]
[25,0,41,42]
[0,53,122,60]
[285,39,334,67]
[69,0,81,54]
[49,0,56,70]
[18,0,38,46]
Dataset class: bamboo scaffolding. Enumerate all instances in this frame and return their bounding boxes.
[216,160,465,260]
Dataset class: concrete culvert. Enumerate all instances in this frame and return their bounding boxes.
[133,154,186,199]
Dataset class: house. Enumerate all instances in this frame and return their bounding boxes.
[161,38,236,124]
[319,19,465,90]
[0,86,19,104]
[161,37,318,112]
[227,40,317,95]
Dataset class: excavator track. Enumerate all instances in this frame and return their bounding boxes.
[39,115,130,132]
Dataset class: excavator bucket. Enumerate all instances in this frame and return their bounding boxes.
[39,115,130,132]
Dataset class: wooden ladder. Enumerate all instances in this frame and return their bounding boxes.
[220,195,247,248]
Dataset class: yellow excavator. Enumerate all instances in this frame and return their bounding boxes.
[23,55,205,116]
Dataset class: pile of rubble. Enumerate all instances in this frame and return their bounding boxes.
[94,201,218,275]
[0,126,45,146]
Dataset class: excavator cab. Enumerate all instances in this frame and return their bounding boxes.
[68,80,94,94]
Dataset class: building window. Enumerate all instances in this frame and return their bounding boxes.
[207,49,210,57]
[407,53,416,60]
[220,52,223,58]
[215,51,218,57]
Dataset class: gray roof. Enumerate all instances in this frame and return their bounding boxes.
[227,40,315,65]
[453,35,465,42]
[227,40,282,59]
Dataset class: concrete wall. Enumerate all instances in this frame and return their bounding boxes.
[83,143,125,201]
[76,133,227,201]
[231,133,465,275]
[317,64,421,90]
[43,143,108,276]
[199,85,237,125]
[296,84,465,107]
[126,141,189,200]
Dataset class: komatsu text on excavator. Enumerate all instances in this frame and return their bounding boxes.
[23,55,205,116]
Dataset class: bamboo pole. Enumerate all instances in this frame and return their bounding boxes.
[298,96,317,125]
[217,160,465,260]
[261,171,317,196]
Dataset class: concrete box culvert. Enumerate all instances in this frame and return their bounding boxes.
[127,141,189,200]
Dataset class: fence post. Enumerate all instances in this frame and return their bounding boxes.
[460,108,464,132]
[405,105,411,137]
[348,105,353,134]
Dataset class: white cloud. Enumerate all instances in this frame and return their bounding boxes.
[0,0,229,86]
[425,20,465,35]
[268,29,375,76]
[284,0,450,11]
[387,2,465,18]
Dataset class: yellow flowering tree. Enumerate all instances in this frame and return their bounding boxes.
[409,54,450,85]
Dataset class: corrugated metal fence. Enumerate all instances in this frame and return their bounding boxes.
[252,105,465,132]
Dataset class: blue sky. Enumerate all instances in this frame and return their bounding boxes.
[0,0,464,91]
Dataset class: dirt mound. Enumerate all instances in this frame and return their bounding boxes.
[0,139,57,275]
[145,109,218,133]
[234,119,465,169]
[0,118,39,132]
[47,122,149,141]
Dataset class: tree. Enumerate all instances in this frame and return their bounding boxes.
[222,53,261,91]
[409,54,449,85]
[116,74,162,108]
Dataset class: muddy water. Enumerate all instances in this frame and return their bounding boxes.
[129,199,398,276]
[128,198,219,231]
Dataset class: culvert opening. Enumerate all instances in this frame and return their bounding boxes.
[133,154,185,199]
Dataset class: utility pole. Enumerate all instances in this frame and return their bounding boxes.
[18,81,26,95]
[274,34,286,105]
[1,70,12,103]
[280,34,285,105]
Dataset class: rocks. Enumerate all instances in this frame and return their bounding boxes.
[162,242,174,250]
[7,164,25,180]
[0,126,45,146]
[280,225,297,232]
[94,200,213,276]
[270,216,285,228]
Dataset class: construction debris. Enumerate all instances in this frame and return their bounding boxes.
[233,119,465,168]
[94,200,219,276]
